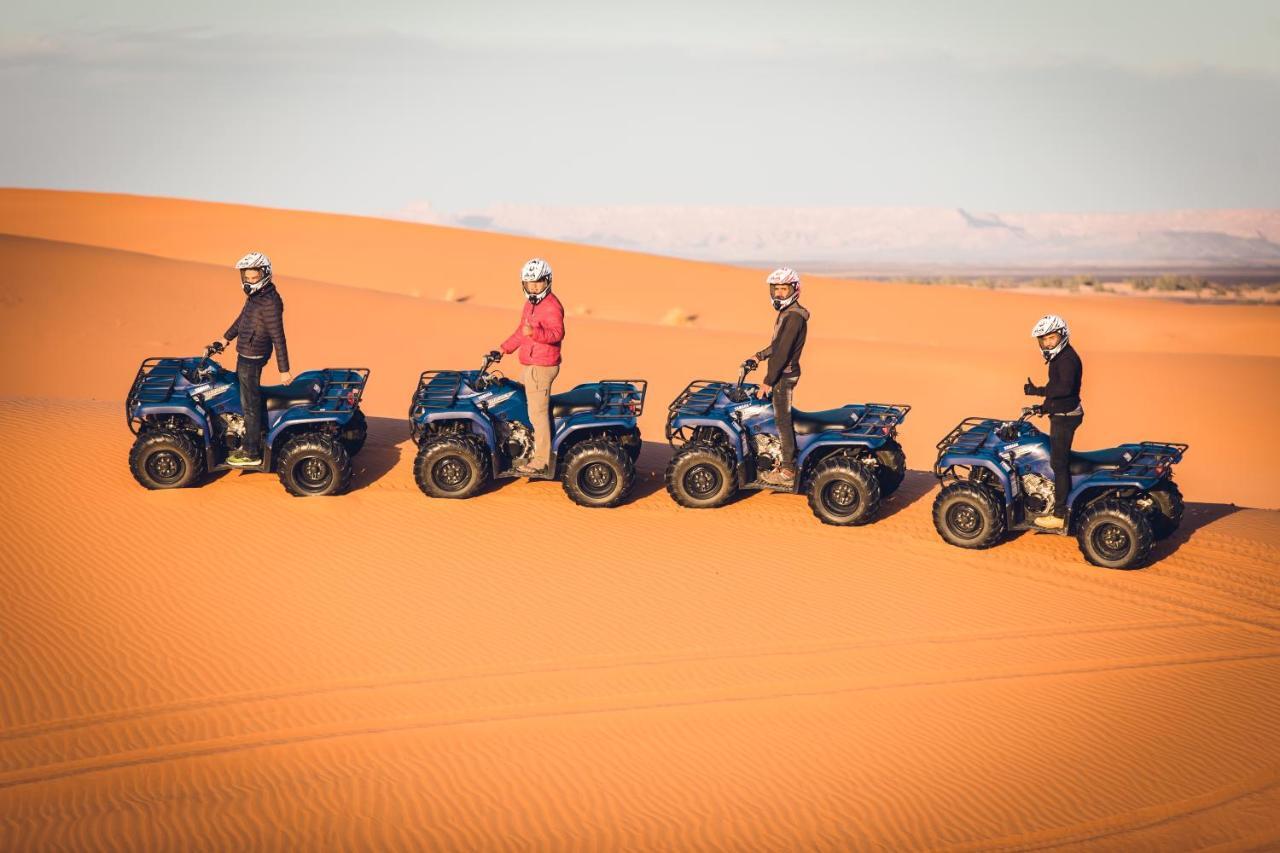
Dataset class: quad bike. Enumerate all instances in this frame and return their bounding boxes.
[932,405,1188,569]
[408,351,646,508]
[663,359,910,525]
[126,342,370,496]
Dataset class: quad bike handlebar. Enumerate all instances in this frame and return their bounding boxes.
[475,351,506,391]
[729,358,762,402]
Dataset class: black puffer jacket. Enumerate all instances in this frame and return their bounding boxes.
[225,283,290,371]
[1028,342,1082,415]
[756,303,809,386]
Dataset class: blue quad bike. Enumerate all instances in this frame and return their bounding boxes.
[931,406,1188,569]
[663,359,910,525]
[126,342,371,496]
[408,351,647,508]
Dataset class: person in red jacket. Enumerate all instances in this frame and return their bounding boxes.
[495,258,565,475]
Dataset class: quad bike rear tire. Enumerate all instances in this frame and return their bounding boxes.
[129,429,205,490]
[874,438,907,497]
[1075,499,1154,569]
[1144,480,1184,541]
[277,432,353,497]
[807,455,881,526]
[665,442,737,509]
[340,407,368,456]
[932,481,1005,549]
[414,435,490,499]
[561,438,635,508]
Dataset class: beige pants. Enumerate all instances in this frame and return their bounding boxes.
[523,364,560,469]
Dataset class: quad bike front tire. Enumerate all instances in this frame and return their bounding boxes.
[561,438,635,508]
[414,435,490,499]
[277,432,353,497]
[339,407,368,456]
[807,455,882,526]
[1144,480,1184,541]
[932,481,1006,549]
[129,429,205,490]
[1076,499,1155,569]
[665,442,737,509]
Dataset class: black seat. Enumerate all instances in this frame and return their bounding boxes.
[550,385,600,418]
[261,378,322,412]
[1068,447,1132,475]
[791,407,857,435]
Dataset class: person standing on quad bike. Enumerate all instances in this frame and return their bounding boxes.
[495,258,565,476]
[1024,314,1083,530]
[216,251,292,467]
[752,267,809,486]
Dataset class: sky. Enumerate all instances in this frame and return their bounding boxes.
[3,1,1279,217]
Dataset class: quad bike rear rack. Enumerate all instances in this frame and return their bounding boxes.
[597,379,648,417]
[1114,441,1189,478]
[312,368,370,415]
[848,403,911,439]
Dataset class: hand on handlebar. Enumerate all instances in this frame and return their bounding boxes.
[206,340,225,357]
[742,357,759,372]
[488,349,503,362]
[1021,404,1044,418]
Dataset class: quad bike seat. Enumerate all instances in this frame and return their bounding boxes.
[261,378,322,412]
[551,385,600,418]
[792,407,857,435]
[1068,447,1132,475]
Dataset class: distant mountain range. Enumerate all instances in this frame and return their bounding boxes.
[393,204,1280,270]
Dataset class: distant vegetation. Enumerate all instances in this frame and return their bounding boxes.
[911,273,1280,302]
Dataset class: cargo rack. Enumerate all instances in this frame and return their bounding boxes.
[847,403,911,438]
[597,379,648,417]
[312,368,370,415]
[1115,441,1189,478]
[126,356,188,433]
[665,379,736,439]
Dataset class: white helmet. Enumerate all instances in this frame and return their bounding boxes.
[767,267,801,310]
[236,251,272,295]
[1031,314,1069,360]
[520,257,553,304]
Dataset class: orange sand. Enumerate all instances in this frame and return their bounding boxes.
[1,190,1278,848]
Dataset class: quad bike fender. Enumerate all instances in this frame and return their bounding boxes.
[415,411,496,451]
[670,417,746,458]
[552,417,639,454]
[937,453,1017,505]
[795,432,893,472]
[133,403,211,445]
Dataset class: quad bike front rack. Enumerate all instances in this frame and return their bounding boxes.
[126,356,188,434]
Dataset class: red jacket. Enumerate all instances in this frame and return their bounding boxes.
[501,293,565,366]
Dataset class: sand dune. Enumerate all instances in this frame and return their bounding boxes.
[2,190,1279,849]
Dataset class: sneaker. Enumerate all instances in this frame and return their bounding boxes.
[226,449,262,467]
[759,466,796,486]
[514,463,548,477]
[1033,514,1065,530]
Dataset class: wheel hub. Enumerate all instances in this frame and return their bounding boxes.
[947,502,982,538]
[146,450,184,484]
[434,456,470,489]
[1094,522,1131,558]
[579,461,617,497]
[295,456,334,491]
[685,463,720,497]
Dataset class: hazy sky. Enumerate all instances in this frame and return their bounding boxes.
[3,1,1279,215]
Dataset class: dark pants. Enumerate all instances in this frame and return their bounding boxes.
[1049,413,1083,516]
[772,376,799,469]
[237,355,266,456]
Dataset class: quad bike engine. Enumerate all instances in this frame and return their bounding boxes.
[1020,472,1054,516]
[497,419,534,464]
[215,412,246,451]
[752,433,782,472]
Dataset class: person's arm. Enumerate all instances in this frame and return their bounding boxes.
[755,343,773,361]
[764,314,803,386]
[500,319,524,354]
[1024,376,1046,396]
[225,305,244,342]
[528,300,564,344]
[267,298,290,373]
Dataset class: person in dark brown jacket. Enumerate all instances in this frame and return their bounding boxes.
[218,251,291,466]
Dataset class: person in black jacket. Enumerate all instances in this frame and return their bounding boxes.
[216,251,292,466]
[753,268,809,486]
[1023,314,1083,529]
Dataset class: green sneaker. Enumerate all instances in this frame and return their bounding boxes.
[226,449,262,467]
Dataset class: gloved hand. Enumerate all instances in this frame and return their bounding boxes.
[207,340,225,355]
[1023,376,1039,395]
[488,349,503,362]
